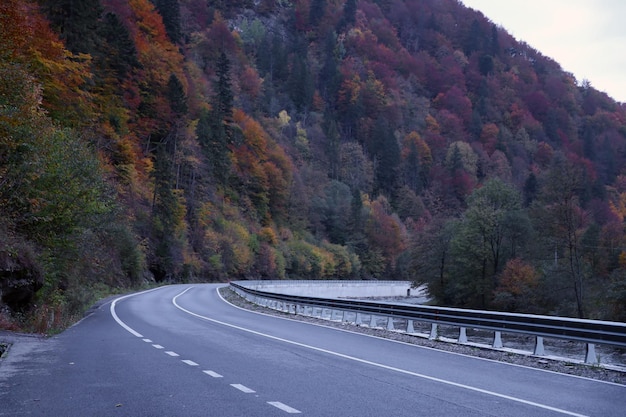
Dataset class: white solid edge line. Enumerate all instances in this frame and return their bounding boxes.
[219,285,626,389]
[231,384,255,393]
[203,370,223,378]
[268,401,302,414]
[173,287,589,417]
[110,287,165,338]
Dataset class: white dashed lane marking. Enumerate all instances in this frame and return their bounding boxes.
[111,289,305,415]
[268,401,302,414]
[231,384,255,393]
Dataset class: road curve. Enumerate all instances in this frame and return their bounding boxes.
[1,284,624,416]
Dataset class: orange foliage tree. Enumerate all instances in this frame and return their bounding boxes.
[493,258,538,312]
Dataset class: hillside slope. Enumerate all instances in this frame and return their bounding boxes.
[1,0,625,330]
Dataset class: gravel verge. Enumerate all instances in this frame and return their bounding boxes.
[220,287,626,385]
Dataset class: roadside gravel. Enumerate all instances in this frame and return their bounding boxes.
[220,287,626,385]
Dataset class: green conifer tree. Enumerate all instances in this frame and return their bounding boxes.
[152,0,182,43]
[167,73,187,116]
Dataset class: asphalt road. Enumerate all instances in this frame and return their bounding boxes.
[1,284,624,416]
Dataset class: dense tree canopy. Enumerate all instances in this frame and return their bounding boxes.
[2,0,626,331]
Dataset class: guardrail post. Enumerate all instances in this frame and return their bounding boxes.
[344,311,352,323]
[493,331,503,348]
[406,320,415,333]
[355,313,362,325]
[429,323,438,340]
[533,336,545,356]
[370,315,377,328]
[458,327,468,343]
[585,343,598,364]
[387,317,395,331]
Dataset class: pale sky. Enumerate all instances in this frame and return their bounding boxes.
[461,0,626,103]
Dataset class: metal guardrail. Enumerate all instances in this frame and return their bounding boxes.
[230,281,626,364]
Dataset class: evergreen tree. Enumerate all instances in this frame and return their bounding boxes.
[523,173,538,207]
[326,117,341,180]
[214,51,234,122]
[287,37,314,112]
[490,24,500,55]
[152,0,182,43]
[338,0,357,30]
[167,73,187,116]
[196,109,231,187]
[99,12,140,80]
[370,118,400,195]
[319,32,341,103]
[463,19,484,56]
[403,139,421,193]
[347,188,367,258]
[39,0,104,54]
[309,0,326,27]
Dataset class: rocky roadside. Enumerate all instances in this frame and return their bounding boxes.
[220,287,626,385]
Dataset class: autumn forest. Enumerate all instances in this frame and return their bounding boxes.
[1,0,626,331]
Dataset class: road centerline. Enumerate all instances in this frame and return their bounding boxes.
[231,384,255,393]
[268,401,302,414]
[203,370,223,378]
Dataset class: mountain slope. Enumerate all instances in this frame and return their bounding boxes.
[1,0,625,330]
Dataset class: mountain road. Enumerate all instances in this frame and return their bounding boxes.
[1,284,624,416]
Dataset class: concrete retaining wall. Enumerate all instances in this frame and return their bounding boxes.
[235,280,414,298]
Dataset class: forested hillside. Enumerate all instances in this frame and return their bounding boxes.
[1,0,625,331]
